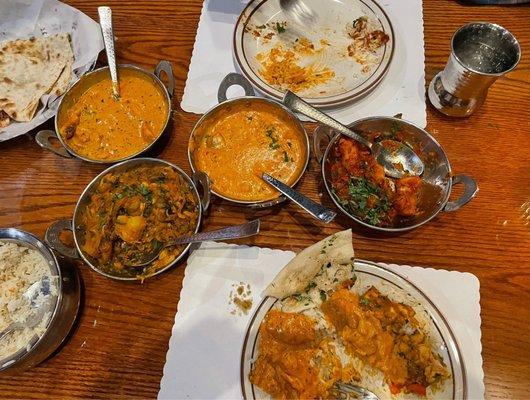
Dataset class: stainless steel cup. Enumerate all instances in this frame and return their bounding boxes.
[428,22,521,117]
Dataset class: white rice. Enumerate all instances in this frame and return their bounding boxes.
[0,241,57,361]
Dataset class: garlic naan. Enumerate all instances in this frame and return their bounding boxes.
[263,229,354,299]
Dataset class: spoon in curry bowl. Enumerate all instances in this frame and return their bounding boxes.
[124,219,261,268]
[98,6,120,100]
[282,91,424,179]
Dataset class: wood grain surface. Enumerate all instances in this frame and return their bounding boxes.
[0,0,529,398]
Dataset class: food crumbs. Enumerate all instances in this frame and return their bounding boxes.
[229,282,253,316]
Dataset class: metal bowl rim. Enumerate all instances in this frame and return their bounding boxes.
[71,157,203,281]
[450,21,522,77]
[0,228,64,370]
[53,63,172,165]
[319,116,454,232]
[187,96,311,205]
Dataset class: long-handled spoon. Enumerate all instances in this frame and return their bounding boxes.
[262,173,336,223]
[125,220,261,268]
[98,6,120,100]
[283,91,424,179]
[279,0,317,27]
[333,382,380,400]
[0,277,51,342]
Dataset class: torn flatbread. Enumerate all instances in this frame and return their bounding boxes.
[263,229,354,299]
[0,33,74,125]
[0,110,10,128]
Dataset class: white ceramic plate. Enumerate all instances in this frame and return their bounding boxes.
[241,260,467,399]
[233,0,394,108]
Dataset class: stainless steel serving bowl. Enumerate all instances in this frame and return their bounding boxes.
[35,61,175,164]
[45,158,210,281]
[314,117,478,232]
[187,73,310,208]
[0,228,80,374]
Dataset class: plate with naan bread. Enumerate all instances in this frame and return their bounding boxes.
[241,230,467,399]
[0,0,103,141]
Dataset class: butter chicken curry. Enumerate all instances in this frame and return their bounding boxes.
[190,100,306,202]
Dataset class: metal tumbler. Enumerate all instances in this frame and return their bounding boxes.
[428,22,521,117]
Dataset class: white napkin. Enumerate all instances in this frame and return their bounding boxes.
[181,0,426,127]
[158,242,484,400]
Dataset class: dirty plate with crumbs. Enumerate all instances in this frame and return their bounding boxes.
[233,0,394,107]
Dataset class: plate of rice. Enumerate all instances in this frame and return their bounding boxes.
[241,230,466,399]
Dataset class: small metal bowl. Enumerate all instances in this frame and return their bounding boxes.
[44,158,210,281]
[314,117,478,232]
[0,228,80,374]
[188,73,310,208]
[35,61,175,164]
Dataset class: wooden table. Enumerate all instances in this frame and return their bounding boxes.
[1,1,529,398]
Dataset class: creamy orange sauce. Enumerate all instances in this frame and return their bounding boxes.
[250,310,348,399]
[322,288,449,395]
[59,69,168,161]
[190,101,306,201]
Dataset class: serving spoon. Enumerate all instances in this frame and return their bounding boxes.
[333,382,380,400]
[0,277,51,342]
[125,219,261,268]
[98,6,120,100]
[283,91,424,179]
[279,0,317,27]
[262,173,336,223]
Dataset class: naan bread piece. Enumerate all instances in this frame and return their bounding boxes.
[0,110,10,128]
[0,33,74,122]
[263,229,354,299]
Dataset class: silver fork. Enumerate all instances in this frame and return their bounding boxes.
[279,0,317,27]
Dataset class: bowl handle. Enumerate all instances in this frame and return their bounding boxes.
[444,174,478,212]
[313,125,334,164]
[217,73,255,103]
[154,60,175,99]
[45,219,79,259]
[35,130,72,158]
[192,171,211,212]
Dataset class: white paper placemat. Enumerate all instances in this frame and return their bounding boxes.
[158,242,484,400]
[181,0,426,127]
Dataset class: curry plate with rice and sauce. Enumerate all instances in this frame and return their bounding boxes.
[242,230,463,400]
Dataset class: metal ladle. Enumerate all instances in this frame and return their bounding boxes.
[283,91,424,179]
[0,277,51,342]
[125,220,261,268]
[279,0,317,27]
[262,173,336,223]
[98,6,120,100]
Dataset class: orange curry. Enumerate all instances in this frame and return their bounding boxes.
[322,288,449,396]
[249,310,358,399]
[330,136,422,227]
[59,69,168,161]
[191,101,306,201]
[250,287,449,399]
